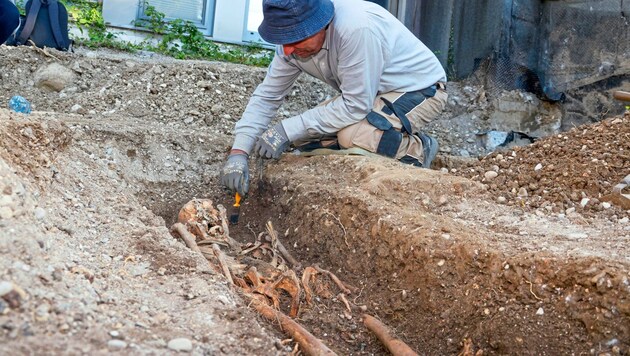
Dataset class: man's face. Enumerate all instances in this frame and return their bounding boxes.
[282,29,327,58]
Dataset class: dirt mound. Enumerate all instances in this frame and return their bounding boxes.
[456,113,629,216]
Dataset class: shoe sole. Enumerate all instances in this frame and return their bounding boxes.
[423,136,439,168]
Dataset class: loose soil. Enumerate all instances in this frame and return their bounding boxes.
[0,45,628,355]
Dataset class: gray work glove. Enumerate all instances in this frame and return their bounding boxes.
[220,153,249,196]
[254,122,290,159]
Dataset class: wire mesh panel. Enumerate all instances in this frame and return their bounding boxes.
[465,0,630,125]
[540,0,629,93]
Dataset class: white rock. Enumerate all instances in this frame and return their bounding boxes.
[497,196,507,204]
[601,202,612,209]
[534,163,543,171]
[107,340,128,350]
[565,207,576,214]
[70,104,84,113]
[517,187,528,197]
[580,198,589,208]
[34,207,46,220]
[0,281,14,296]
[0,207,13,219]
[484,171,498,180]
[437,260,445,266]
[168,338,193,352]
[0,195,13,206]
[620,217,629,224]
[536,307,544,316]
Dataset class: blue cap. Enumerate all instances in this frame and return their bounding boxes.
[258,0,334,45]
[0,0,20,44]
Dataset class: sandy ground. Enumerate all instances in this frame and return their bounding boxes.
[0,45,628,355]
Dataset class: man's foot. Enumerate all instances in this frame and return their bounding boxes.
[416,132,439,168]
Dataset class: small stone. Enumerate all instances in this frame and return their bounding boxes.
[34,207,46,220]
[517,187,528,197]
[497,196,507,204]
[565,207,576,214]
[157,267,166,276]
[536,307,544,316]
[0,281,14,296]
[0,281,25,309]
[484,171,498,180]
[359,305,368,312]
[107,339,128,350]
[210,104,224,114]
[168,338,193,352]
[183,117,194,124]
[0,207,14,219]
[70,104,86,114]
[438,195,448,206]
[437,260,445,267]
[109,330,122,339]
[484,308,490,315]
[496,154,504,160]
[619,217,629,224]
[0,195,12,206]
[534,163,543,171]
[601,202,611,209]
[580,198,589,208]
[35,303,50,321]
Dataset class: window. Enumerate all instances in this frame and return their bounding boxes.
[140,0,206,24]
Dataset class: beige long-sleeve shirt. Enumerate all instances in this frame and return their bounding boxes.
[232,0,447,154]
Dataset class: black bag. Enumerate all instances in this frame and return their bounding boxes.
[6,0,71,51]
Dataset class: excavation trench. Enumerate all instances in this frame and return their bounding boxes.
[39,115,630,355]
[138,152,629,355]
[1,112,627,355]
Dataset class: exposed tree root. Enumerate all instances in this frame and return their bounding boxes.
[249,297,337,356]
[362,314,419,356]
[314,265,358,295]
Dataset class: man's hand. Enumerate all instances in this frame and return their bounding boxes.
[220,153,249,196]
[255,123,290,159]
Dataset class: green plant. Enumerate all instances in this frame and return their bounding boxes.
[134,3,272,66]
[64,0,139,50]
[135,4,168,35]
[16,0,273,66]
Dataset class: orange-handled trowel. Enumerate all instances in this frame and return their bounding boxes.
[229,192,242,225]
